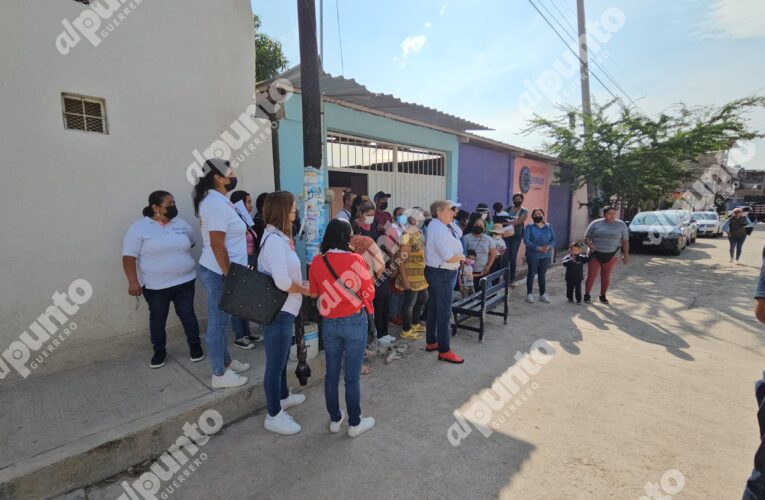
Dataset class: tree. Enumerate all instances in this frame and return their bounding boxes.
[524,96,765,213]
[255,14,288,81]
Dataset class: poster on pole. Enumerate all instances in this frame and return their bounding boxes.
[303,167,326,261]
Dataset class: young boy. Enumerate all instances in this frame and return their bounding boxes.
[562,242,589,304]
[459,249,477,297]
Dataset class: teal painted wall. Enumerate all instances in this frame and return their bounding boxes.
[277,99,460,199]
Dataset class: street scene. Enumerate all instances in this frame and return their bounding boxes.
[2,1,765,499]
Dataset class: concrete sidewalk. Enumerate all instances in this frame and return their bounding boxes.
[0,335,326,499]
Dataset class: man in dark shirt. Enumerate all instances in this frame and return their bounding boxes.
[373,191,393,234]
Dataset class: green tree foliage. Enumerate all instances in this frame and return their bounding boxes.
[255,14,288,81]
[524,96,764,211]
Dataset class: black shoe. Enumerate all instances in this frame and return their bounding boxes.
[190,345,205,363]
[234,337,256,350]
[246,334,264,344]
[567,298,574,303]
[150,351,166,369]
[599,295,609,304]
[583,294,591,303]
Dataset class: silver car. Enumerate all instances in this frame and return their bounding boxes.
[691,211,722,237]
[659,210,697,244]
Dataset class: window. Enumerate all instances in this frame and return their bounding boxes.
[327,132,444,176]
[62,93,108,134]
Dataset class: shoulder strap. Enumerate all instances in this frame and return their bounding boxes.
[322,254,366,309]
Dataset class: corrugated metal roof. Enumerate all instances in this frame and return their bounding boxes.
[260,65,491,133]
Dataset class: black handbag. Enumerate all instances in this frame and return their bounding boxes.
[321,254,375,336]
[219,234,288,324]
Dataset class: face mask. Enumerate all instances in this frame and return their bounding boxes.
[225,177,238,192]
[364,216,374,225]
[379,202,388,211]
[513,200,522,207]
[396,215,407,226]
[465,259,475,266]
[164,206,178,220]
[481,213,488,220]
[472,226,484,235]
[532,216,544,224]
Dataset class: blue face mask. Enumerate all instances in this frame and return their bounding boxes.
[397,215,407,226]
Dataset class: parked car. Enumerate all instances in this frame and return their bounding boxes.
[691,211,722,237]
[629,211,687,255]
[660,209,697,244]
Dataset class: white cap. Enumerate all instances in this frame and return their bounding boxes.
[447,200,462,209]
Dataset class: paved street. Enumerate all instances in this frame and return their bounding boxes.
[84,230,765,500]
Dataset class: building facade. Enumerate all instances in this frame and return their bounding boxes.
[0,0,272,379]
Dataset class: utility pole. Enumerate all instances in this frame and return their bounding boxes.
[576,0,592,120]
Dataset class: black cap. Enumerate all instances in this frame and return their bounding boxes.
[475,203,490,214]
[373,191,391,201]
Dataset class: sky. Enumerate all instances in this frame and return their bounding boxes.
[253,0,765,170]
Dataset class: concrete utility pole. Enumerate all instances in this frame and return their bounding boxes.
[577,0,592,119]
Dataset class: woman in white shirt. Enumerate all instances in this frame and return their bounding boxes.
[258,191,312,435]
[424,200,466,364]
[193,159,251,389]
[122,190,202,369]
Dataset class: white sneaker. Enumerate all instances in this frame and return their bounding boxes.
[540,294,551,303]
[281,391,306,410]
[329,410,345,433]
[736,260,741,265]
[526,294,535,303]
[348,416,375,437]
[729,257,734,263]
[211,369,247,389]
[378,335,397,345]
[228,359,250,374]
[264,410,301,435]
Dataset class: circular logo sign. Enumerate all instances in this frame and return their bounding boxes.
[519,166,531,193]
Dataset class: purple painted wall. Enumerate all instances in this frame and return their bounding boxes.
[457,144,513,212]
[548,181,572,249]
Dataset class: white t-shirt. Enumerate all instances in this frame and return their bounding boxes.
[198,190,247,275]
[122,217,197,290]
[335,208,352,220]
[258,226,304,316]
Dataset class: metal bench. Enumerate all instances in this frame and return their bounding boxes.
[451,268,509,341]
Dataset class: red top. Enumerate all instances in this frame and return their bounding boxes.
[309,252,375,319]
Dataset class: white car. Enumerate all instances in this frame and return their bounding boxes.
[659,210,697,244]
[691,211,722,237]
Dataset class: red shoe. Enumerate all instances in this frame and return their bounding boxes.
[425,343,439,352]
[390,316,403,327]
[438,350,464,364]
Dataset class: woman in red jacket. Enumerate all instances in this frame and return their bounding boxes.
[309,219,376,438]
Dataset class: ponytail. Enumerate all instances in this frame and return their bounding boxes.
[143,190,171,217]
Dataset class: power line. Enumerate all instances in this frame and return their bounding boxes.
[335,0,345,74]
[527,0,628,111]
[537,0,646,115]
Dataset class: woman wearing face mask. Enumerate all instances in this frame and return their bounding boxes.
[397,214,428,340]
[193,159,251,389]
[461,218,497,290]
[122,191,203,369]
[506,193,529,286]
[354,200,380,241]
[523,208,556,304]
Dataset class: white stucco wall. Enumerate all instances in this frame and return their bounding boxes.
[0,0,274,379]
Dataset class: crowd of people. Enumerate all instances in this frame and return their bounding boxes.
[121,158,631,437]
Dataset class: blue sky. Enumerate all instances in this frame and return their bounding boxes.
[253,0,765,169]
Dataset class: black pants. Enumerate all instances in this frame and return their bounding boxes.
[566,279,582,302]
[142,279,201,353]
[373,281,390,338]
[744,373,765,499]
[402,289,428,331]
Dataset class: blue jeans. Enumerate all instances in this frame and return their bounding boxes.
[506,236,522,282]
[425,266,457,354]
[231,315,251,340]
[730,235,747,260]
[527,257,550,295]
[263,311,294,417]
[323,310,367,426]
[198,266,232,376]
[142,279,200,353]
